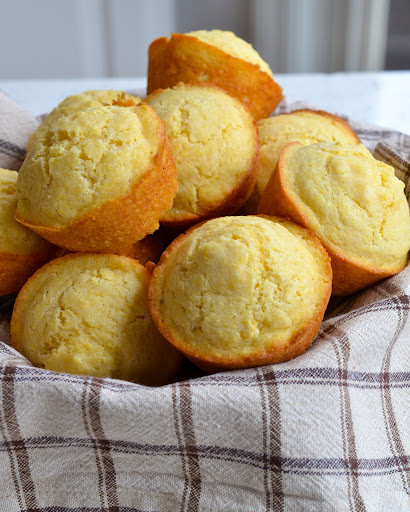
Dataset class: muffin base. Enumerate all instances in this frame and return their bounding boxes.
[149,216,332,372]
[0,247,58,296]
[15,133,177,253]
[147,33,283,121]
[10,253,183,385]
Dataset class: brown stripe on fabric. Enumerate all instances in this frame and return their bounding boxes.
[0,139,26,160]
[0,364,25,509]
[19,507,158,512]
[81,379,107,510]
[3,361,410,391]
[327,325,367,512]
[333,335,355,512]
[319,295,410,336]
[0,364,38,509]
[374,141,410,169]
[256,368,272,512]
[380,294,410,497]
[338,334,367,512]
[0,433,408,475]
[88,378,120,511]
[355,129,395,141]
[2,356,410,390]
[258,367,284,512]
[192,367,410,388]
[0,430,407,480]
[5,368,135,391]
[378,279,408,299]
[0,140,26,157]
[172,383,189,511]
[177,380,202,512]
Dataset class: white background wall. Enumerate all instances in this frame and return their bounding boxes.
[0,0,404,80]
[0,0,176,78]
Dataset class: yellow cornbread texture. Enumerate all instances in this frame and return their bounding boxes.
[149,216,331,369]
[0,169,51,255]
[17,104,162,227]
[187,29,273,77]
[146,83,258,225]
[27,89,141,152]
[11,254,182,385]
[255,110,359,203]
[261,142,410,271]
[147,31,283,121]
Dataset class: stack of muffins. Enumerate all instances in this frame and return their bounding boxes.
[3,30,410,385]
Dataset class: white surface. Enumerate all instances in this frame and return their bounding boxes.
[0,0,177,79]
[1,71,409,135]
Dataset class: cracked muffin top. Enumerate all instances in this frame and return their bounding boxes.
[250,110,360,209]
[145,82,259,227]
[15,101,177,253]
[258,142,410,294]
[16,103,164,228]
[27,89,141,152]
[261,142,410,268]
[148,215,332,371]
[10,253,182,384]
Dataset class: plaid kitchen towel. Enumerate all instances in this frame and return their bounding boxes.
[0,90,409,512]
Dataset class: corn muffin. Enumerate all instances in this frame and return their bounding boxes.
[146,83,259,228]
[15,103,177,252]
[27,89,141,152]
[242,109,360,213]
[147,29,283,120]
[149,215,332,371]
[0,168,58,295]
[258,142,410,295]
[10,253,183,385]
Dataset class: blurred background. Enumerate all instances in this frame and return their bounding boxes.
[0,0,409,79]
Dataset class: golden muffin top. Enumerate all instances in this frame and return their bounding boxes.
[17,103,163,228]
[11,253,181,384]
[146,83,258,222]
[256,110,359,197]
[187,29,273,77]
[27,89,141,152]
[0,168,51,255]
[280,142,410,268]
[150,215,331,361]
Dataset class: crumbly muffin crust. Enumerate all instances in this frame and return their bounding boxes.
[11,253,182,384]
[149,215,332,371]
[244,110,359,213]
[15,103,177,252]
[19,104,161,226]
[147,31,283,120]
[27,89,141,152]
[146,83,259,227]
[258,142,410,294]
